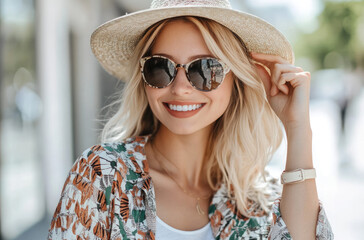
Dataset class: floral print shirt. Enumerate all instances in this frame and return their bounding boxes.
[48,136,333,239]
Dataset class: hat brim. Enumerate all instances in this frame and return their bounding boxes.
[90,6,294,81]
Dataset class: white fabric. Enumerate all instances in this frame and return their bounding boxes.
[156,215,215,240]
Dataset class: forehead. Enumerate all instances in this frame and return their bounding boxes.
[150,19,213,62]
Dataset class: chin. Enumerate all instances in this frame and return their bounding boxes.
[163,122,212,136]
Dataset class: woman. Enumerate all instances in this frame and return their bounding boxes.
[48,0,333,239]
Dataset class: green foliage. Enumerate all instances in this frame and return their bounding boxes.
[295,1,364,70]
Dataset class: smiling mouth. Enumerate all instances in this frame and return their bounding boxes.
[163,103,205,112]
[167,103,204,112]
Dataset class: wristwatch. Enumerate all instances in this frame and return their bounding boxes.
[280,168,316,184]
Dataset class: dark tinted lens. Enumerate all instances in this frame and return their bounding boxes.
[187,59,224,91]
[143,57,175,88]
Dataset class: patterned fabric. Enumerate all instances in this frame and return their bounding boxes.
[48,136,333,240]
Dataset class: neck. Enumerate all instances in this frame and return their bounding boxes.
[149,124,211,188]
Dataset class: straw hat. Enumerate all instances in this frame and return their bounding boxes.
[90,0,294,81]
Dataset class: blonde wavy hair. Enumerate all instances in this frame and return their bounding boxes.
[101,16,283,216]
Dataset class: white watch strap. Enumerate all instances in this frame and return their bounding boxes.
[281,168,316,184]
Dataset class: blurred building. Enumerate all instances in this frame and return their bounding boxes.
[0,0,147,239]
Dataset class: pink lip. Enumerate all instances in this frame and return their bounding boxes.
[163,101,205,118]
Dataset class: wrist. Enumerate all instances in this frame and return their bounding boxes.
[284,121,312,137]
[284,123,313,171]
[281,168,316,184]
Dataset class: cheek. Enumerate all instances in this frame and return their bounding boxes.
[145,87,159,104]
[217,92,232,114]
[144,87,157,111]
[144,86,166,114]
[214,75,234,109]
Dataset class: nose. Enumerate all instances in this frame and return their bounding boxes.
[170,66,193,95]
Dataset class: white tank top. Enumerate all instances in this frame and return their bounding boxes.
[156,215,215,240]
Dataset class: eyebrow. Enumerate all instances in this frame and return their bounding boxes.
[152,53,215,62]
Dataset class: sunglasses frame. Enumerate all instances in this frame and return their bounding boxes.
[140,55,231,92]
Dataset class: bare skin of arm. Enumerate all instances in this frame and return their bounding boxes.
[252,52,318,240]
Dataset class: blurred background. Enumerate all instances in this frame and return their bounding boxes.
[0,0,363,239]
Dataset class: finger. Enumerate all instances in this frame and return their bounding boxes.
[276,80,289,95]
[270,64,304,96]
[276,73,295,95]
[252,54,299,86]
[276,72,310,93]
[271,63,303,87]
[254,63,282,98]
[270,83,280,96]
[271,72,308,96]
[251,52,290,65]
[286,72,311,88]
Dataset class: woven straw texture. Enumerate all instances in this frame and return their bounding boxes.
[91,0,294,81]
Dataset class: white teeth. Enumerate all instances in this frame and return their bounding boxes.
[168,104,203,112]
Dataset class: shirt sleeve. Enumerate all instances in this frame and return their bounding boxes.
[48,145,113,240]
[268,199,334,240]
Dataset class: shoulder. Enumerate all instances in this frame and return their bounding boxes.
[78,135,148,161]
[71,135,150,184]
[48,136,151,238]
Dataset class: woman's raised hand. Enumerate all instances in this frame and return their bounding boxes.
[251,52,311,130]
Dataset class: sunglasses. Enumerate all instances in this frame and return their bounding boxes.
[140,55,231,92]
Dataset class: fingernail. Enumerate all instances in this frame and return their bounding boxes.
[270,88,275,96]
